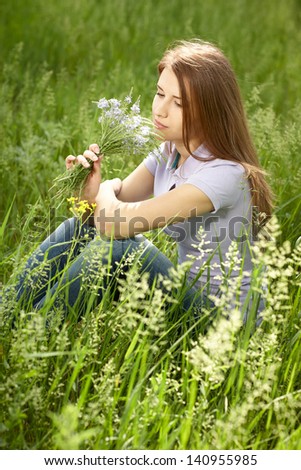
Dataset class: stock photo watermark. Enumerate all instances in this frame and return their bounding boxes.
[33,206,267,245]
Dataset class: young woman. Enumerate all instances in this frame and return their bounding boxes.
[15,39,273,321]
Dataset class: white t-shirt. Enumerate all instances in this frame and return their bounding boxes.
[144,142,255,308]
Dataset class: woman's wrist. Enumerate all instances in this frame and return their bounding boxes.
[97,178,121,201]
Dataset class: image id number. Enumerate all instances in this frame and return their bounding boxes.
[187,454,258,466]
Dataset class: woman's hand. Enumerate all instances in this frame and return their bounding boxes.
[94,178,123,235]
[65,143,103,205]
[98,178,122,197]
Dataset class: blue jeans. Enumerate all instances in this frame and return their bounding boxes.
[15,218,212,321]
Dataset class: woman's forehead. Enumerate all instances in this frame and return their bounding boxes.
[158,67,181,97]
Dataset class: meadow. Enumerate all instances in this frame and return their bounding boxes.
[0,0,301,450]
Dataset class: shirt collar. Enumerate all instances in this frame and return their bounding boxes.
[166,142,212,176]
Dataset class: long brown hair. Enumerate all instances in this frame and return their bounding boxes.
[158,39,273,231]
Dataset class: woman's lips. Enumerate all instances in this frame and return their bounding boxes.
[154,119,168,130]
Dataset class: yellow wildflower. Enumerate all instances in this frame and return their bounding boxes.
[67,198,96,218]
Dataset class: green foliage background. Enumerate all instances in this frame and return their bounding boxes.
[1,0,301,258]
[0,0,301,451]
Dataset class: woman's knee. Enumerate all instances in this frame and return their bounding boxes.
[45,217,79,245]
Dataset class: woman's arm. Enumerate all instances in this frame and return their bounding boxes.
[94,180,214,238]
[65,144,102,204]
[65,144,154,224]
[66,146,154,203]
[116,162,154,202]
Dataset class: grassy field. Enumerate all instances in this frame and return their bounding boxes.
[0,0,301,450]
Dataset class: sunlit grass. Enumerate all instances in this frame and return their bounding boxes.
[0,0,301,451]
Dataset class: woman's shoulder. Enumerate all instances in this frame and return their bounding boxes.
[186,146,246,182]
[143,141,174,170]
[203,158,246,177]
[195,145,245,171]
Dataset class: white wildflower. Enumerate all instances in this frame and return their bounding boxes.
[127,115,142,130]
[124,95,132,104]
[131,102,140,114]
[108,98,121,108]
[134,135,148,147]
[97,98,109,109]
[140,125,151,136]
[52,91,159,204]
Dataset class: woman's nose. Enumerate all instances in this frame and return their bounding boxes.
[155,99,168,118]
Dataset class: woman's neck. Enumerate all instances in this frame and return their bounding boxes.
[174,142,189,159]
[175,137,203,161]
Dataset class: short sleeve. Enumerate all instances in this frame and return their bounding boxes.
[143,142,168,176]
[186,163,247,213]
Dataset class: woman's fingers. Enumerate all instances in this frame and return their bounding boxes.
[65,155,76,170]
[83,150,99,162]
[88,144,104,162]
[89,143,100,155]
[65,146,103,170]
[76,155,90,168]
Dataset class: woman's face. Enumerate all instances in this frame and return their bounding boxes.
[152,67,184,145]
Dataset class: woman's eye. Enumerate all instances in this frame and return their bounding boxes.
[175,102,182,107]
[156,92,164,97]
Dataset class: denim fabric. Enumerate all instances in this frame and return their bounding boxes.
[15,217,212,320]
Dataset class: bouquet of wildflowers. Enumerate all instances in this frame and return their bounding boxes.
[51,93,159,206]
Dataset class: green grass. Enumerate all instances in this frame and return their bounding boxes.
[1,0,301,450]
